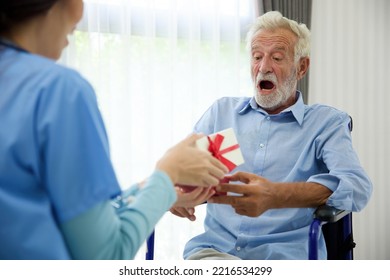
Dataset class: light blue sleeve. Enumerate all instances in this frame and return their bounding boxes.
[307,113,373,212]
[60,170,176,259]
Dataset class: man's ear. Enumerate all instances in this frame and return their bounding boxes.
[297,57,310,80]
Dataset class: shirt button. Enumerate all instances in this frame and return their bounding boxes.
[236,246,241,251]
[259,143,265,148]
[266,116,270,120]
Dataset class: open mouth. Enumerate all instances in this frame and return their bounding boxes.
[259,80,276,91]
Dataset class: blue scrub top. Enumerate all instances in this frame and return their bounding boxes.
[0,44,121,259]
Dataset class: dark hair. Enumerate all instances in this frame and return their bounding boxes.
[0,0,58,33]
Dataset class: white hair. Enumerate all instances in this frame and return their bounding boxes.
[246,11,311,62]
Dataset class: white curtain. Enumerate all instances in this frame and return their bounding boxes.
[60,0,257,259]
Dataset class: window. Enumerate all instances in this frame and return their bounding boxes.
[60,0,257,260]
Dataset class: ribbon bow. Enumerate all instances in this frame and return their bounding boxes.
[207,134,240,171]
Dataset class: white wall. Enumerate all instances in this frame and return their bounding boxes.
[310,0,390,259]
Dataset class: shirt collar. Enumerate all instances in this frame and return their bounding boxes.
[0,37,28,53]
[238,91,305,126]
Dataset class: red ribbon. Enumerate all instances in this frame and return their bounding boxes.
[207,134,240,171]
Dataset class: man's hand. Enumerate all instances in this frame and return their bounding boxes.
[208,171,332,217]
[170,206,197,221]
[208,171,275,217]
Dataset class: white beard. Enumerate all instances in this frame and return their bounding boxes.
[254,69,297,111]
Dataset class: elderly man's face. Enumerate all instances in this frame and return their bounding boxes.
[250,28,300,114]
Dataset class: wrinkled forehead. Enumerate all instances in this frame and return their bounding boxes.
[251,28,297,53]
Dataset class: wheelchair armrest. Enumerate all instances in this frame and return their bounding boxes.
[314,205,350,223]
[309,205,351,260]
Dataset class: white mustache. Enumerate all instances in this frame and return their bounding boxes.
[256,73,278,85]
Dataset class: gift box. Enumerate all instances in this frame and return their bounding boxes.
[177,128,244,196]
[196,127,244,172]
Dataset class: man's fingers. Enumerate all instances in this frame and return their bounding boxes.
[208,194,241,205]
[215,183,249,195]
[170,208,185,217]
[225,171,260,184]
[170,207,195,221]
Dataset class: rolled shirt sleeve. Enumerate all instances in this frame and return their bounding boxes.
[307,113,372,211]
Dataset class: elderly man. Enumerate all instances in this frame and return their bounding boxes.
[171,11,372,260]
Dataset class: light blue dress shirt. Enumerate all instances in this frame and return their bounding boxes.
[184,93,372,260]
[0,42,176,259]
